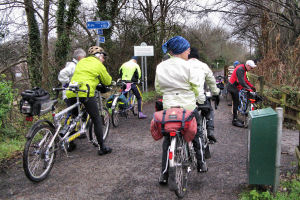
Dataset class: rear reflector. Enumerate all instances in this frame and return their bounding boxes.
[169,152,173,160]
[170,132,176,136]
[26,116,33,121]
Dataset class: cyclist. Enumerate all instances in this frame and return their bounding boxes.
[188,47,219,143]
[233,60,240,68]
[119,56,147,119]
[58,48,86,101]
[58,48,86,129]
[66,46,113,155]
[227,60,257,127]
[155,36,208,185]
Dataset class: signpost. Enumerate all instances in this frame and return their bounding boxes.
[97,29,103,35]
[87,21,111,29]
[87,20,111,45]
[134,43,154,92]
[99,36,105,43]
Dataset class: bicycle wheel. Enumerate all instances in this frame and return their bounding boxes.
[168,136,188,198]
[111,102,120,127]
[200,114,211,159]
[89,107,111,146]
[23,124,56,182]
[130,94,138,116]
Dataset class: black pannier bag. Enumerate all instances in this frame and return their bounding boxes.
[19,87,53,116]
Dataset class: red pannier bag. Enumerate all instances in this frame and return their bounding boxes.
[150,107,197,142]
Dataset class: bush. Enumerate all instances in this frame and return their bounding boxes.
[0,74,14,128]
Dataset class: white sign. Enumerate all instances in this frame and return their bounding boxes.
[134,46,154,56]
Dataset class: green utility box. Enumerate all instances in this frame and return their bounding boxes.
[247,107,279,186]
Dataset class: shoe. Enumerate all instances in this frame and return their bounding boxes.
[138,112,147,119]
[237,118,244,124]
[158,173,168,185]
[227,103,232,106]
[232,119,244,127]
[197,162,208,173]
[67,141,77,152]
[207,130,217,143]
[98,146,112,156]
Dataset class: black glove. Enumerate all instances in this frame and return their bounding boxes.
[251,87,256,92]
[63,83,69,88]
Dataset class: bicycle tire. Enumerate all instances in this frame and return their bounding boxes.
[112,104,120,127]
[130,94,138,116]
[89,107,111,146]
[200,114,211,159]
[168,136,188,198]
[23,124,56,182]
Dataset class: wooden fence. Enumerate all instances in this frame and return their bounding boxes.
[246,73,300,130]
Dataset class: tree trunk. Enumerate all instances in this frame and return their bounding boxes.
[42,0,50,89]
[24,0,42,87]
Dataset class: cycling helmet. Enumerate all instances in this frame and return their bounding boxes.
[233,61,240,67]
[88,46,107,56]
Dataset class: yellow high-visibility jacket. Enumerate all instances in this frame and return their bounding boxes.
[66,56,112,98]
[119,60,141,82]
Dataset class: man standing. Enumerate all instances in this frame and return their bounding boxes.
[188,47,219,143]
[66,46,112,155]
[227,60,257,127]
[119,56,147,119]
[58,48,86,101]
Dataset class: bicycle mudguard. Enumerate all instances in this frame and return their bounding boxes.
[25,119,55,139]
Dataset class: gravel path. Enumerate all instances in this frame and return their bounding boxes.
[0,95,298,200]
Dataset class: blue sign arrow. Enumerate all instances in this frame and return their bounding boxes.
[87,21,111,29]
[99,36,105,43]
[97,29,103,35]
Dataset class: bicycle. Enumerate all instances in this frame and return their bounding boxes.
[165,96,218,198]
[237,89,263,128]
[22,82,111,182]
[109,80,138,127]
[167,126,197,198]
[196,91,218,159]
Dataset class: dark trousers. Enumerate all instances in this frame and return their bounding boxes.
[227,84,239,119]
[67,97,104,148]
[130,84,142,112]
[161,109,205,173]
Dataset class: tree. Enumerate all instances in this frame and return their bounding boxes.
[54,0,80,86]
[24,0,42,87]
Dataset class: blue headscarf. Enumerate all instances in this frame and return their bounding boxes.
[162,36,190,55]
[233,61,240,67]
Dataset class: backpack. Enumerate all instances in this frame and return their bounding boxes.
[106,95,114,108]
[150,107,197,142]
[19,87,51,116]
[118,94,128,109]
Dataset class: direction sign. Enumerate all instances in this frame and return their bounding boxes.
[134,46,154,56]
[87,21,111,29]
[99,36,105,43]
[97,29,103,35]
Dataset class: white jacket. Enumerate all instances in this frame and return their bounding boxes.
[188,59,220,103]
[155,57,205,110]
[58,58,78,99]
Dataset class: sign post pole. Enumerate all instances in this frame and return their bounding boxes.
[141,56,144,92]
[134,42,153,93]
[86,20,111,45]
[145,56,148,92]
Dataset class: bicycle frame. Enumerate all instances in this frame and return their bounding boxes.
[111,84,135,111]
